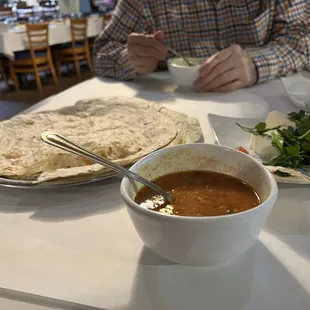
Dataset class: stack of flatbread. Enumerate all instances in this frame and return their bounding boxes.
[0,97,202,184]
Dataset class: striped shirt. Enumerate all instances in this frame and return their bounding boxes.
[93,0,310,83]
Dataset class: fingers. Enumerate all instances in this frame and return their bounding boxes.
[153,31,164,42]
[196,56,236,89]
[199,47,232,78]
[196,69,239,92]
[128,33,166,55]
[135,62,158,74]
[129,44,166,60]
[127,32,167,74]
[130,56,158,72]
[129,54,158,63]
[195,44,257,92]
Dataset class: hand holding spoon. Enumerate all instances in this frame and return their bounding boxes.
[41,132,173,204]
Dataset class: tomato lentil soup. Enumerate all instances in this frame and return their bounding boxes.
[134,171,261,216]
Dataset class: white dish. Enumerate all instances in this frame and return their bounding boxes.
[281,71,310,108]
[121,143,278,266]
[208,113,310,185]
[167,57,205,89]
[0,171,118,189]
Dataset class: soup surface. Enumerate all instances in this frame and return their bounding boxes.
[135,171,261,217]
[171,58,203,68]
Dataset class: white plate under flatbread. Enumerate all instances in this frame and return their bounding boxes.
[0,96,202,185]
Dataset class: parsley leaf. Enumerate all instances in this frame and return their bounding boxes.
[237,106,310,173]
[236,122,281,136]
[273,170,292,177]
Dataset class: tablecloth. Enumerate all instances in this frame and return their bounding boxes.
[0,73,309,310]
[0,17,103,59]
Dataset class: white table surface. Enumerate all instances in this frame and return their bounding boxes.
[0,73,309,310]
[0,17,103,59]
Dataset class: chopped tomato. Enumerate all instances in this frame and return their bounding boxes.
[236,146,249,154]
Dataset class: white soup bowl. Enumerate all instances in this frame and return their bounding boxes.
[121,143,278,266]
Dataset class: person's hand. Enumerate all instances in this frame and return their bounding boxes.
[127,31,167,74]
[195,44,258,92]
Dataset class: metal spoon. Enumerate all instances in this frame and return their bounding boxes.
[41,131,173,204]
[167,47,196,67]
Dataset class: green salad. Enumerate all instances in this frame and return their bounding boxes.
[237,107,310,171]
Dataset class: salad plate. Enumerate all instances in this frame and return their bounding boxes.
[208,113,310,185]
[281,71,310,108]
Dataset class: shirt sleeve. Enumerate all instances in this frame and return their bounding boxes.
[93,0,145,80]
[245,0,310,83]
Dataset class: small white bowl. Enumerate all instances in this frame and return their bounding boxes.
[121,144,278,266]
[168,58,205,89]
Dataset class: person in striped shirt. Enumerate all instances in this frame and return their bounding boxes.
[93,0,310,92]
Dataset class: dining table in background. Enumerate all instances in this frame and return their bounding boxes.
[0,72,309,310]
[0,15,104,59]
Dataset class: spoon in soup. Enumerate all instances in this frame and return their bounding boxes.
[167,47,196,67]
[41,131,173,204]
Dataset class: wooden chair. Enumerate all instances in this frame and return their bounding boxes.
[54,18,93,80]
[0,7,13,18]
[0,58,8,88]
[8,23,59,93]
[89,37,95,52]
[103,14,112,25]
[102,14,112,30]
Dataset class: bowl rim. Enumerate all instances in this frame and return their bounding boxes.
[120,143,278,222]
[167,57,205,68]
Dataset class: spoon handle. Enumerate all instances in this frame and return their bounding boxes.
[41,132,173,204]
[167,47,194,67]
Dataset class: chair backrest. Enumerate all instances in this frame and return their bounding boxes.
[70,18,88,46]
[103,14,111,25]
[0,7,13,17]
[26,23,50,53]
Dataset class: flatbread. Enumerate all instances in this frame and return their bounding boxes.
[265,166,310,183]
[0,96,202,183]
